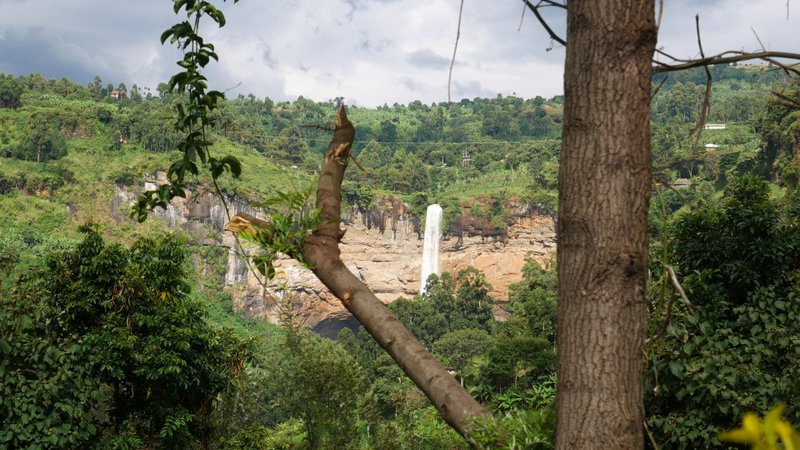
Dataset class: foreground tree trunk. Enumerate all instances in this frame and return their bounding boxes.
[556,2,656,449]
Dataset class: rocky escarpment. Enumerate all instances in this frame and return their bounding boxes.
[113,174,557,338]
[225,209,555,337]
[112,171,261,237]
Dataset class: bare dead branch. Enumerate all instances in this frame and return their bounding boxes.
[653,50,800,75]
[349,151,367,172]
[751,27,767,51]
[745,29,797,80]
[645,263,699,344]
[538,0,566,9]
[221,81,243,94]
[664,264,697,312]
[690,15,712,139]
[517,0,527,32]
[523,0,566,47]
[654,48,682,62]
[763,85,800,108]
[448,0,465,103]
[520,4,800,76]
[652,58,671,70]
[301,124,336,132]
[650,74,669,101]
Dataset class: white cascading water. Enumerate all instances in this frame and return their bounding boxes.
[419,204,443,295]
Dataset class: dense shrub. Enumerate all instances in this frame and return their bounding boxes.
[647,176,800,449]
[0,227,247,448]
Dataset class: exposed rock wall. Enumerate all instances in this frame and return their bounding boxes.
[113,175,557,337]
[224,208,556,336]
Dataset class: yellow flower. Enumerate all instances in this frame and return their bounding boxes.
[776,422,796,450]
[719,405,800,450]
[719,412,765,446]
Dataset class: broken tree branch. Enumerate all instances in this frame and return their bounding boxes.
[228,106,489,443]
[664,264,697,312]
[304,105,489,441]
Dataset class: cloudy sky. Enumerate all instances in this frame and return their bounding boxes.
[0,0,798,106]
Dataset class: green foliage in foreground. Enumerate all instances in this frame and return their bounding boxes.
[471,409,555,449]
[218,419,307,450]
[268,324,367,449]
[0,227,247,449]
[646,177,800,449]
[133,0,243,221]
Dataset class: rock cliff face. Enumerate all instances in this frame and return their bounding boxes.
[225,208,556,337]
[113,175,557,338]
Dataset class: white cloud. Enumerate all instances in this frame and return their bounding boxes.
[0,0,798,106]
[657,0,800,62]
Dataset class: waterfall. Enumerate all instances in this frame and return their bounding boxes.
[419,204,443,295]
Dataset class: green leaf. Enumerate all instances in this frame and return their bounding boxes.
[160,29,174,44]
[18,314,33,331]
[173,0,188,13]
[669,361,684,378]
[222,155,241,178]
[209,158,224,179]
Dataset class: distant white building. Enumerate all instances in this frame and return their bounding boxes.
[705,143,720,149]
[672,178,692,189]
[704,123,726,130]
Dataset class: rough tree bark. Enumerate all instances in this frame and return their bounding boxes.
[556,1,656,449]
[228,106,489,442]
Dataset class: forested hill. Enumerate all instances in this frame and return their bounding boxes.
[0,64,795,229]
[0,65,798,257]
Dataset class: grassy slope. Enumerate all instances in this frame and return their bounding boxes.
[0,100,289,337]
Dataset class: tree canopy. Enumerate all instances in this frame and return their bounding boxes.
[0,227,247,448]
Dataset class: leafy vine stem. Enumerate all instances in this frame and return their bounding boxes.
[132,0,241,222]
